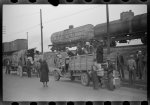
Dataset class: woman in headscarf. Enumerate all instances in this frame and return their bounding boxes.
[40,55,49,87]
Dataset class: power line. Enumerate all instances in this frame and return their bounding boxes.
[3,6,100,40]
[4,24,40,36]
[43,6,100,25]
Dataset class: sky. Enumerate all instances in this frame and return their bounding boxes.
[3,4,147,52]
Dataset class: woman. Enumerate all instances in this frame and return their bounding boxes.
[40,56,49,87]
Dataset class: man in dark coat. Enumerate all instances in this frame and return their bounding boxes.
[6,59,10,74]
[137,51,144,79]
[117,53,124,79]
[40,56,49,87]
[27,59,32,78]
[96,41,103,64]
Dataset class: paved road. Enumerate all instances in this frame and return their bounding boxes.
[3,72,147,101]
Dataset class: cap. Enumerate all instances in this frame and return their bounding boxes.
[86,42,90,45]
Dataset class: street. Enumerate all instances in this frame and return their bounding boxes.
[3,72,147,101]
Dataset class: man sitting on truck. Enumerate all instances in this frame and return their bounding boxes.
[84,42,94,54]
[66,48,75,57]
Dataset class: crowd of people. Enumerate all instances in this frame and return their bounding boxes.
[3,40,147,89]
[3,55,50,87]
[117,50,147,83]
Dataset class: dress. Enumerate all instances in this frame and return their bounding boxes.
[40,60,49,82]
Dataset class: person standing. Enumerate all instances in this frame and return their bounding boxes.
[127,55,136,85]
[91,59,99,90]
[143,52,147,81]
[96,40,104,69]
[137,51,144,80]
[117,53,124,79]
[6,59,10,74]
[40,56,49,87]
[18,58,23,77]
[135,51,139,77]
[106,57,115,91]
[27,58,32,78]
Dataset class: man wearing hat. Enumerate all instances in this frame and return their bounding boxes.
[96,40,104,69]
[84,42,94,54]
[27,58,32,78]
[137,50,144,79]
[127,54,136,85]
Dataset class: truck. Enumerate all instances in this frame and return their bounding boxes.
[52,53,120,90]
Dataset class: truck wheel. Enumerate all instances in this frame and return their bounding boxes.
[70,76,75,81]
[81,73,90,86]
[54,71,60,81]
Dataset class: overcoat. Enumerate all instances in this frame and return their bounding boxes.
[40,60,49,82]
[96,45,103,63]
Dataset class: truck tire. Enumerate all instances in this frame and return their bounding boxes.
[70,76,75,81]
[81,72,90,86]
[54,71,60,81]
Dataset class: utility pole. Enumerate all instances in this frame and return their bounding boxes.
[106,4,110,54]
[40,9,43,54]
[27,32,28,50]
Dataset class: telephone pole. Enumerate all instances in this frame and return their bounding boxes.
[27,32,28,50]
[106,4,110,54]
[40,9,43,54]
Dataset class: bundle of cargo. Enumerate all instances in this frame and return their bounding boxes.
[11,50,27,69]
[3,39,27,53]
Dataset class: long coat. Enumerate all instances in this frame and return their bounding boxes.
[96,45,103,63]
[40,60,49,82]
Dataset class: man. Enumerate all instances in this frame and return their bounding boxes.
[127,55,136,85]
[76,43,84,55]
[91,59,99,90]
[84,42,94,54]
[135,51,139,77]
[117,52,124,79]
[27,58,32,78]
[96,40,104,69]
[18,58,23,77]
[6,59,10,74]
[143,52,147,80]
[137,51,144,79]
[106,57,115,91]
